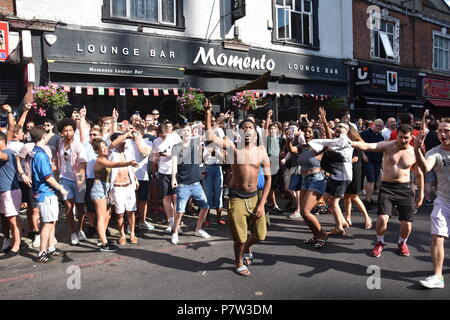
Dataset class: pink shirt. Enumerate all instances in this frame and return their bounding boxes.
[58,139,87,181]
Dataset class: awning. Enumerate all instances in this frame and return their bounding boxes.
[427,99,450,107]
[364,97,423,108]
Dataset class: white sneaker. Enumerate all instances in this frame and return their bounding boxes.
[1,238,11,251]
[171,233,179,245]
[77,231,87,242]
[164,225,172,234]
[71,233,79,245]
[32,234,41,248]
[195,229,211,239]
[289,212,302,219]
[138,221,155,231]
[420,275,445,289]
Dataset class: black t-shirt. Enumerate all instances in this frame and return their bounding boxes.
[172,137,202,185]
[360,129,384,163]
[424,131,440,152]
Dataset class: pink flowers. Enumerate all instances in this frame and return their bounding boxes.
[177,88,205,114]
[33,82,70,119]
[231,91,257,110]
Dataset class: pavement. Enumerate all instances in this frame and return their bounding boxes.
[0,195,449,300]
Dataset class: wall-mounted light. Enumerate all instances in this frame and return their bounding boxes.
[267,19,273,30]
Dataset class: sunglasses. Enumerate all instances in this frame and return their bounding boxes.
[89,133,98,137]
[337,125,349,130]
[152,113,159,115]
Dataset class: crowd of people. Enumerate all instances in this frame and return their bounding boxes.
[0,100,448,289]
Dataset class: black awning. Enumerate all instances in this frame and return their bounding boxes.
[47,59,185,80]
[363,96,423,109]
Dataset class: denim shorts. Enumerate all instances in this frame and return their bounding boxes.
[60,177,86,203]
[91,180,110,200]
[301,172,326,195]
[176,181,209,213]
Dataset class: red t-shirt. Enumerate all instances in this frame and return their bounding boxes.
[389,129,420,146]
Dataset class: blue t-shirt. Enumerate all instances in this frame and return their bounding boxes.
[0,149,20,192]
[31,146,56,202]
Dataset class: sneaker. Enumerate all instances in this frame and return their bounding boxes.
[164,225,172,234]
[425,200,434,206]
[138,221,155,231]
[97,239,103,247]
[1,250,20,259]
[77,231,87,242]
[420,275,445,289]
[70,233,79,246]
[171,233,179,245]
[195,229,211,239]
[48,248,65,257]
[271,207,284,215]
[33,252,55,263]
[371,242,385,258]
[288,212,302,219]
[100,243,119,252]
[398,242,410,256]
[32,234,41,248]
[1,238,11,252]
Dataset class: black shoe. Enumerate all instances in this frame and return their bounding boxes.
[28,231,37,241]
[48,248,65,257]
[85,226,97,238]
[33,252,55,263]
[100,243,119,252]
[271,207,284,215]
[0,250,20,259]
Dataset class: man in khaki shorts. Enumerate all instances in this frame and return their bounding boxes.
[204,100,271,276]
[351,124,424,258]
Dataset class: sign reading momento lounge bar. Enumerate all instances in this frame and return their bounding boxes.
[43,27,347,83]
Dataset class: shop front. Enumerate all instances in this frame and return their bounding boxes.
[41,26,348,123]
[352,63,422,120]
[423,76,450,118]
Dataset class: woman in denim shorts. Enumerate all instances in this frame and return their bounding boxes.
[287,124,328,249]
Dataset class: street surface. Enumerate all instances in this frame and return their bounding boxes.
[0,197,448,300]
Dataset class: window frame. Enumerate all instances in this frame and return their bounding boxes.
[102,0,185,31]
[433,31,450,72]
[370,13,400,64]
[272,0,319,50]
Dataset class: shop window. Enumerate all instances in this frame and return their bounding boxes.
[103,0,184,29]
[370,11,399,63]
[433,32,449,71]
[273,0,318,48]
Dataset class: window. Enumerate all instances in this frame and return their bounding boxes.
[275,0,314,46]
[104,0,182,27]
[433,33,449,71]
[370,11,399,63]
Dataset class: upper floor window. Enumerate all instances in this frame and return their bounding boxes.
[433,33,449,71]
[370,10,399,63]
[103,0,184,29]
[275,0,315,47]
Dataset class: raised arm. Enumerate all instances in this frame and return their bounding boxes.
[204,99,233,149]
[17,103,32,128]
[2,104,15,142]
[414,162,424,208]
[112,108,119,134]
[79,106,88,144]
[96,157,138,169]
[319,107,333,139]
[351,140,389,152]
[413,131,436,173]
[286,130,300,154]
[109,131,132,151]
[134,133,152,158]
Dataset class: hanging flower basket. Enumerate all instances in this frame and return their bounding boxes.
[176,88,205,115]
[231,91,257,111]
[33,82,70,121]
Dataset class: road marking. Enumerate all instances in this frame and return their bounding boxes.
[78,257,129,268]
[0,274,35,284]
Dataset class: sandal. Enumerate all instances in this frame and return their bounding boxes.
[314,239,327,249]
[243,252,253,266]
[118,237,126,245]
[328,227,345,236]
[235,265,251,276]
[129,236,138,244]
[303,238,317,245]
[365,220,373,230]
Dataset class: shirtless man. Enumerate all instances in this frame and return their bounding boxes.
[204,100,271,276]
[351,124,424,258]
[109,132,139,245]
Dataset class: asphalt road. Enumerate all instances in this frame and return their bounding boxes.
[0,198,449,301]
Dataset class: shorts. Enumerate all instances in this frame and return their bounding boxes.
[38,195,59,223]
[270,173,279,189]
[227,194,267,244]
[60,177,86,203]
[19,182,37,209]
[325,179,350,198]
[282,167,296,190]
[136,180,150,201]
[425,170,437,183]
[91,180,110,200]
[0,189,22,217]
[289,174,302,191]
[176,181,209,213]
[301,172,326,195]
[363,162,381,183]
[431,197,450,238]
[378,182,416,222]
[85,179,96,213]
[110,184,137,214]
[158,173,175,197]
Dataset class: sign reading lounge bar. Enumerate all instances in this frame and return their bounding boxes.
[43,27,347,82]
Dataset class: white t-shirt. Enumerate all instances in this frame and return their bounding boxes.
[130,139,153,181]
[83,142,97,180]
[152,133,182,175]
[426,145,450,203]
[381,128,393,141]
[8,140,24,156]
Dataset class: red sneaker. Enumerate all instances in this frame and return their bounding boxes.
[398,242,410,256]
[371,242,385,258]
